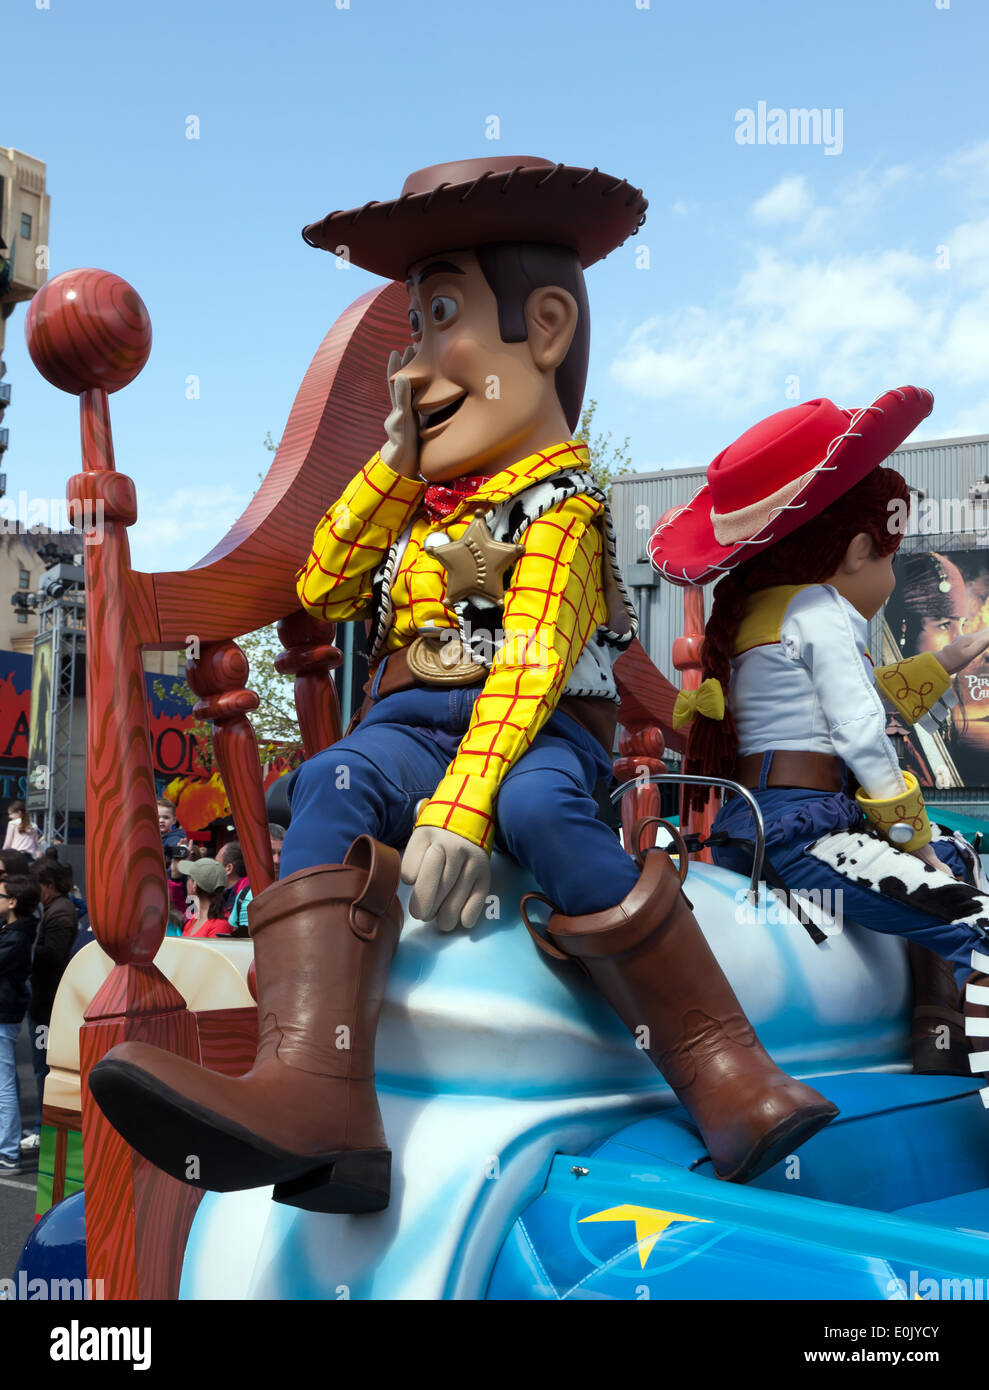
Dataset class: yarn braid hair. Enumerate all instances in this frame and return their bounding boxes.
[682,465,910,812]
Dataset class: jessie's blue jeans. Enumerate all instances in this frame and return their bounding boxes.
[280,685,639,917]
[712,782,987,990]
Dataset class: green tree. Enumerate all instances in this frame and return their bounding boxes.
[575,399,633,498]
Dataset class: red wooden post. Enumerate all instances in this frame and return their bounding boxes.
[26,269,203,1299]
[275,609,343,758]
[187,641,275,896]
[672,585,718,859]
[614,725,666,858]
[23,272,411,1297]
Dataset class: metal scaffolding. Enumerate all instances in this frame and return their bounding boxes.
[24,561,85,845]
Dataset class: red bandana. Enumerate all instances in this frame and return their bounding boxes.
[422,474,490,522]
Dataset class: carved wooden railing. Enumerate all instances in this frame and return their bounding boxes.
[671,586,718,860]
[25,268,408,1299]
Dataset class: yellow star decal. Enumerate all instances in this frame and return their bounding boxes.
[579,1205,710,1269]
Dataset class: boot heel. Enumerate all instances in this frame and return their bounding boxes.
[273,1149,392,1214]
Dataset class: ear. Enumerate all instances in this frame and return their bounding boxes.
[838,532,875,574]
[523,286,578,372]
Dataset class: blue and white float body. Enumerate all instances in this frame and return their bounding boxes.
[179,851,919,1300]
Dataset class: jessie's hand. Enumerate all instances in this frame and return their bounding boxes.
[380,346,419,479]
[910,842,957,878]
[401,826,490,933]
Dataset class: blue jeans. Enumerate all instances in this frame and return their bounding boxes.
[27,1013,47,1134]
[0,1022,21,1162]
[712,775,987,991]
[281,685,640,916]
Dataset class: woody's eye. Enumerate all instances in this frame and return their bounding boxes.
[430,295,457,324]
[409,308,423,334]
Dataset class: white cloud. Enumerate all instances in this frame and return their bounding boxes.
[941,141,989,199]
[610,245,942,414]
[610,152,989,423]
[750,165,914,248]
[671,200,690,216]
[751,175,813,224]
[128,484,251,572]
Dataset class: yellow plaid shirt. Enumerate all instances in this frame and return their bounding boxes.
[297,440,608,851]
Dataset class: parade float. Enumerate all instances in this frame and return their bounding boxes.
[14,231,989,1300]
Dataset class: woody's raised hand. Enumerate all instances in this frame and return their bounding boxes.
[380,346,419,479]
[936,628,989,675]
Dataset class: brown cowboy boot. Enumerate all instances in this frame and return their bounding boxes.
[88,835,403,1213]
[523,848,838,1182]
[907,941,971,1075]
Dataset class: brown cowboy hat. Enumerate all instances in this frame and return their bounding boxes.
[301,155,648,279]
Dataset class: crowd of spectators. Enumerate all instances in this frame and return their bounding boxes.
[0,795,287,1175]
[158,797,285,942]
[0,801,87,1176]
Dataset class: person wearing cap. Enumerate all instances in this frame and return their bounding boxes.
[649,389,989,1074]
[178,858,231,939]
[89,155,836,1214]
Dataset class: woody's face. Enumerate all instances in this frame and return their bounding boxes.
[397,249,572,482]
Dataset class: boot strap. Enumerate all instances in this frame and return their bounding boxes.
[519,893,570,961]
[523,851,682,962]
[630,817,689,880]
[343,836,402,939]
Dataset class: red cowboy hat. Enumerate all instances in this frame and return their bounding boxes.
[301,155,647,279]
[648,385,933,587]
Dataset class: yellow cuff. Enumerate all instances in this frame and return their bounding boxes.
[344,452,426,531]
[874,653,951,725]
[855,771,931,852]
[415,775,494,854]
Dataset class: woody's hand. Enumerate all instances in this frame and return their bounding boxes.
[380,346,419,479]
[937,628,989,675]
[401,826,490,932]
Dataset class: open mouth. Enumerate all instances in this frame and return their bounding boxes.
[418,393,467,435]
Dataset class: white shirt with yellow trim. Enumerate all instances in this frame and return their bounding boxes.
[731,583,906,800]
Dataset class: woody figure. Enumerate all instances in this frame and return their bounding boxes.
[90,156,836,1213]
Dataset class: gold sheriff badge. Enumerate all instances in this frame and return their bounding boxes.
[406,511,523,684]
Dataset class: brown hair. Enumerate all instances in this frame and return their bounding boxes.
[188,879,228,922]
[30,857,75,897]
[7,801,29,832]
[218,839,246,879]
[474,243,589,433]
[682,466,911,810]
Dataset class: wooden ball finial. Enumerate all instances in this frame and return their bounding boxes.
[25,268,152,395]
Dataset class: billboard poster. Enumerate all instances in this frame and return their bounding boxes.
[881,549,989,790]
[0,650,31,812]
[26,629,53,809]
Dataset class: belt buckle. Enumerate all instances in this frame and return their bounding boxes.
[405,632,488,686]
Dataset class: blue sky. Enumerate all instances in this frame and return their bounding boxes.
[2,0,988,572]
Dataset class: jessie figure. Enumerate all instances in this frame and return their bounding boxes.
[89,156,835,1213]
[649,389,989,1063]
